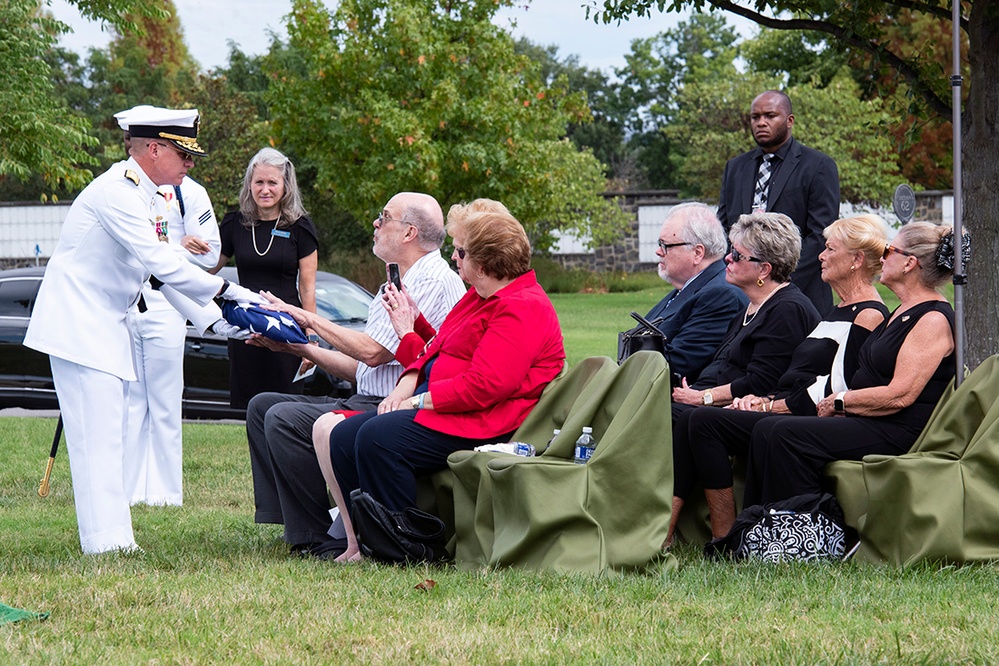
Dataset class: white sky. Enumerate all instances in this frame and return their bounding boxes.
[48,0,757,76]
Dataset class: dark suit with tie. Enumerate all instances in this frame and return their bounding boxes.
[716,136,839,312]
[644,259,748,383]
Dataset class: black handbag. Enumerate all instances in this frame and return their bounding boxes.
[704,493,847,563]
[617,311,667,364]
[349,489,450,565]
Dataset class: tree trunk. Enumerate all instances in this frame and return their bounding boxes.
[962,0,999,370]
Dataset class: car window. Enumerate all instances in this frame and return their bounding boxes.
[315,280,371,323]
[0,278,39,317]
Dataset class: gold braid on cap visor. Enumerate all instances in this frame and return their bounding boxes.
[157,131,206,155]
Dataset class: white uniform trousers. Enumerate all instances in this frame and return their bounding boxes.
[50,356,137,554]
[123,304,187,506]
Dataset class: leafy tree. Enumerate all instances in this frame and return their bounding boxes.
[854,10,960,190]
[217,37,311,121]
[661,71,774,199]
[664,74,899,204]
[742,19,955,190]
[83,0,200,167]
[0,0,253,209]
[592,0,999,367]
[787,76,902,205]
[0,0,164,193]
[613,12,741,188]
[513,39,630,185]
[269,0,628,251]
[741,28,848,89]
[186,75,270,215]
[1,1,98,194]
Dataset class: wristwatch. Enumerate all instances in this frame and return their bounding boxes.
[702,390,714,406]
[307,333,320,344]
[410,394,421,410]
[834,391,847,414]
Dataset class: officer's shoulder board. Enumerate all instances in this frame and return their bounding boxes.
[124,169,140,186]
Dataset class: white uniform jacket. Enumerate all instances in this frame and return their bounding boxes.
[25,158,224,381]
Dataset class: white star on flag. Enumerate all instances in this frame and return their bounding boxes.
[219,300,309,344]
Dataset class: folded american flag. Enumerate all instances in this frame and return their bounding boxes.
[221,301,309,344]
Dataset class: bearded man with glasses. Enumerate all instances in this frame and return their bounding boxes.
[638,202,748,382]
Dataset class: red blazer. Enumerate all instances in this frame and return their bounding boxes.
[396,314,436,367]
[406,270,564,439]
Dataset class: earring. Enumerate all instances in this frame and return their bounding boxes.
[757,278,765,287]
[851,265,857,271]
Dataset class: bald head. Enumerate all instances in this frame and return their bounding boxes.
[390,192,446,250]
[754,90,792,115]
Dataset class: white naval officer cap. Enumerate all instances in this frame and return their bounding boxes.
[114,105,207,156]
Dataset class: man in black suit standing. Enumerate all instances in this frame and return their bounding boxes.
[643,202,748,382]
[716,90,839,312]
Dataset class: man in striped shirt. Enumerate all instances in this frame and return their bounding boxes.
[244,192,466,554]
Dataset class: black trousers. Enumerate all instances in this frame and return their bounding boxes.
[328,410,512,516]
[674,405,773,500]
[744,415,913,506]
[246,391,382,545]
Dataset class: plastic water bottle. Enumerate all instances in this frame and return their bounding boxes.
[547,428,561,447]
[512,442,536,457]
[573,427,596,464]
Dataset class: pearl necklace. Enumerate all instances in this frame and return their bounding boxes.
[251,217,281,257]
[743,282,788,326]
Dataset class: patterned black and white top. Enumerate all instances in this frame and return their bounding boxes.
[776,300,890,415]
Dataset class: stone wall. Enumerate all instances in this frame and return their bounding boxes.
[553,190,683,273]
[913,190,953,224]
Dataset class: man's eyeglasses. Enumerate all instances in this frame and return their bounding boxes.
[154,142,194,162]
[883,244,917,261]
[730,248,763,263]
[376,211,405,225]
[658,240,691,253]
[455,246,466,259]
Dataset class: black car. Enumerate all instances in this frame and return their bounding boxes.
[0,265,373,419]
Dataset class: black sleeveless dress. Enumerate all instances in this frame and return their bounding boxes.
[743,300,956,505]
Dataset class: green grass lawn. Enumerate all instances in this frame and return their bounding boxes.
[1,287,984,665]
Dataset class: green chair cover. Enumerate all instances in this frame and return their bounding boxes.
[449,357,616,565]
[449,352,675,574]
[416,364,580,558]
[824,354,999,564]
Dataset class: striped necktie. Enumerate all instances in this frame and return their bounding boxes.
[752,153,773,212]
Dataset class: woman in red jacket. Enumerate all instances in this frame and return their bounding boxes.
[318,204,565,562]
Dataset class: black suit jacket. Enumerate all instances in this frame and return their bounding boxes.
[716,137,840,312]
[644,259,748,382]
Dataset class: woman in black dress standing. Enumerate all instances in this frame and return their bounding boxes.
[213,148,318,409]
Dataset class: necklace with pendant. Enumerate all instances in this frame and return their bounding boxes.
[252,217,281,256]
[743,282,788,326]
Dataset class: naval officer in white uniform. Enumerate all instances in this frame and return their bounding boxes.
[25,106,261,554]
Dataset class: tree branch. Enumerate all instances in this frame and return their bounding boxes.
[888,0,968,29]
[707,0,953,118]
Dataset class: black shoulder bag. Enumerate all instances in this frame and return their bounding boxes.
[617,311,667,364]
[349,489,450,565]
